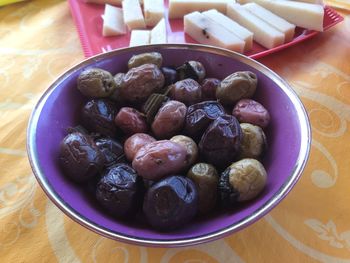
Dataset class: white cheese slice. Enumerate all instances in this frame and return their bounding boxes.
[184,11,245,53]
[227,3,285,49]
[282,0,324,5]
[122,0,146,30]
[84,0,144,5]
[102,4,126,37]
[244,3,295,42]
[150,18,167,44]
[237,0,324,31]
[143,0,165,27]
[202,9,253,51]
[130,30,151,46]
[168,0,232,19]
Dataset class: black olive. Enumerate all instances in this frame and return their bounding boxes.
[95,137,125,167]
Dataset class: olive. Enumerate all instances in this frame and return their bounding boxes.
[121,63,164,103]
[95,137,125,167]
[151,100,187,139]
[219,159,267,205]
[110,73,125,103]
[81,99,117,138]
[170,135,198,167]
[232,99,270,128]
[184,101,225,140]
[96,164,141,218]
[216,71,257,106]
[161,67,178,87]
[77,68,116,98]
[176,61,206,82]
[127,52,163,69]
[124,133,156,161]
[239,123,267,159]
[143,175,198,231]
[59,132,105,182]
[132,140,187,181]
[115,107,148,135]
[201,78,221,100]
[169,78,202,106]
[199,115,242,168]
[187,163,218,214]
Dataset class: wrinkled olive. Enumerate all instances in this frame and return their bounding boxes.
[169,78,202,106]
[95,137,125,167]
[128,52,163,69]
[219,159,267,205]
[151,100,187,139]
[110,73,125,103]
[201,78,221,100]
[184,101,225,139]
[199,115,242,168]
[96,164,141,218]
[176,61,206,82]
[216,71,257,106]
[81,99,117,138]
[232,99,270,128]
[59,132,105,182]
[121,64,164,103]
[124,133,156,161]
[161,67,178,87]
[115,107,148,135]
[170,135,198,167]
[187,163,218,214]
[143,175,198,231]
[77,68,116,98]
[239,123,267,159]
[132,140,187,181]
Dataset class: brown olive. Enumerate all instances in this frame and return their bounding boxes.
[110,72,125,103]
[121,64,164,103]
[239,123,267,159]
[124,133,156,161]
[115,107,148,135]
[219,159,267,204]
[232,99,270,128]
[169,78,202,106]
[201,78,220,100]
[151,100,187,139]
[187,163,218,214]
[170,135,198,167]
[199,115,242,168]
[127,52,163,69]
[216,71,257,106]
[77,68,116,98]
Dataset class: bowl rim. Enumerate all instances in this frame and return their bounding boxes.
[27,43,311,247]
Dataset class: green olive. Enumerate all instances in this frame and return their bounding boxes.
[219,159,266,205]
[216,71,257,106]
[110,72,125,103]
[77,68,116,98]
[170,135,198,167]
[127,52,163,69]
[239,123,267,159]
[187,163,218,214]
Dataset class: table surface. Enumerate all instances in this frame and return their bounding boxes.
[1,0,350,262]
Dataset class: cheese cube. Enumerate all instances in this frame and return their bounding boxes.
[130,30,151,46]
[184,11,245,53]
[122,0,146,30]
[227,3,285,49]
[283,0,324,5]
[202,9,253,51]
[237,0,324,31]
[168,0,232,19]
[85,0,123,4]
[102,4,126,37]
[244,3,295,42]
[150,18,167,44]
[143,0,165,27]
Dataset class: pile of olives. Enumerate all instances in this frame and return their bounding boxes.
[59,52,270,231]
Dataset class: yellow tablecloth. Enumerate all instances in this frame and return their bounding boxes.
[0,0,349,262]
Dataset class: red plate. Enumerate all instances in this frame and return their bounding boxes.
[68,0,344,59]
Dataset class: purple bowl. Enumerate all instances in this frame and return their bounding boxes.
[27,44,311,247]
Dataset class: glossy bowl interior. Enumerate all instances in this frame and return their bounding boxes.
[27,44,311,247]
